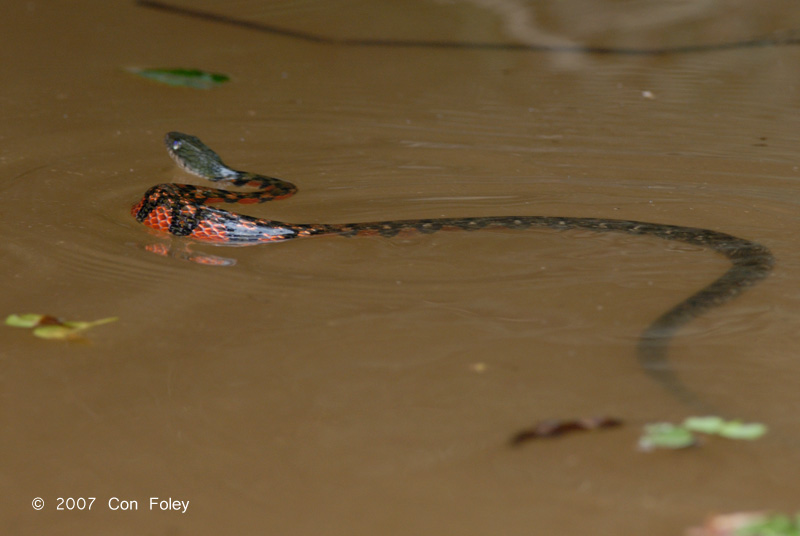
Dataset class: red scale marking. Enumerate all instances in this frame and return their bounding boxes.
[141,206,173,233]
[191,221,230,243]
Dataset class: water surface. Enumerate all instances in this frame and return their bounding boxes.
[3,1,800,534]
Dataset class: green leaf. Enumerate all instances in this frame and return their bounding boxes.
[6,313,49,328]
[32,317,117,340]
[32,325,81,340]
[7,313,117,340]
[62,317,118,330]
[127,67,231,89]
[717,421,768,440]
[638,423,697,451]
[683,416,767,440]
[683,415,726,434]
[737,513,800,535]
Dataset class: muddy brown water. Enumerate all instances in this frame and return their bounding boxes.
[4,1,800,534]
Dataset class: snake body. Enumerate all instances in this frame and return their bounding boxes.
[132,132,774,407]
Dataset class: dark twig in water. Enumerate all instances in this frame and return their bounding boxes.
[135,0,800,55]
[510,416,624,446]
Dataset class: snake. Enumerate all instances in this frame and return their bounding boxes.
[132,132,774,409]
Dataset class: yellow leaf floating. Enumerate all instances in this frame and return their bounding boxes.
[5,313,54,328]
[6,314,117,340]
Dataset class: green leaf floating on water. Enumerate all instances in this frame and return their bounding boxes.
[6,314,117,340]
[5,313,51,328]
[127,67,230,89]
[683,416,768,440]
[638,422,697,451]
[716,421,768,440]
[682,415,727,434]
[737,513,800,536]
[639,416,767,451]
[688,512,800,536]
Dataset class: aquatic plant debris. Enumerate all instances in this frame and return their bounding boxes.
[638,422,697,451]
[127,67,230,89]
[686,511,800,536]
[737,513,800,536]
[6,314,118,340]
[682,416,768,440]
[510,416,623,446]
[639,416,767,451]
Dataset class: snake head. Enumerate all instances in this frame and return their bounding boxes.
[164,131,231,180]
